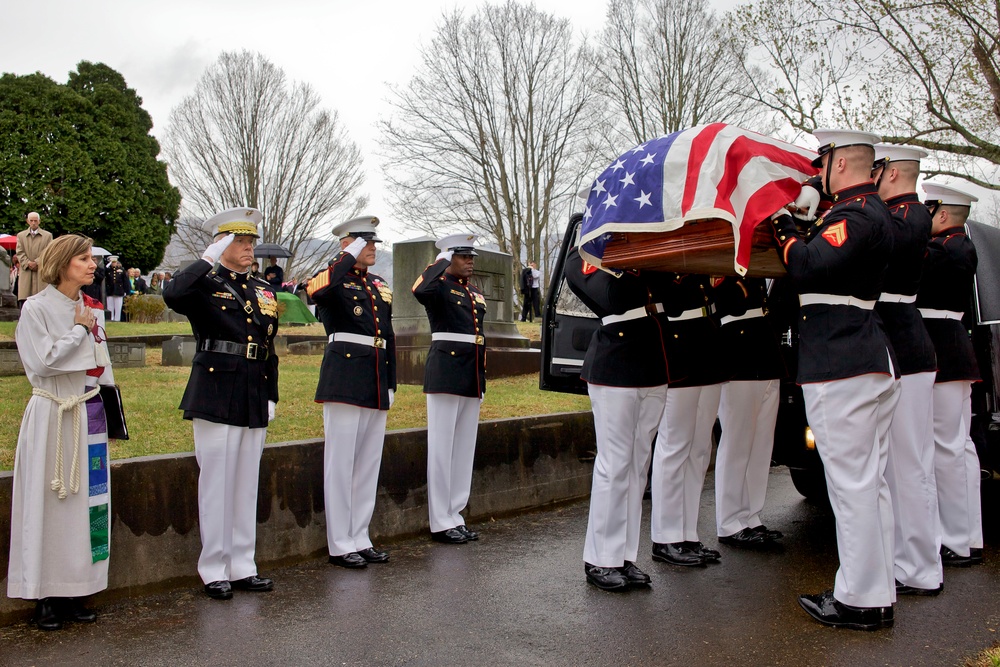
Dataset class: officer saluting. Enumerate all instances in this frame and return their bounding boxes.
[412,234,486,544]
[917,182,983,567]
[307,215,396,569]
[870,145,942,595]
[772,129,899,631]
[162,208,279,600]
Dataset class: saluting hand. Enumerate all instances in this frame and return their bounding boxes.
[203,233,235,264]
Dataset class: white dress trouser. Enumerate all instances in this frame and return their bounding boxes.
[932,381,981,556]
[650,384,723,544]
[426,394,481,533]
[715,380,779,537]
[886,372,942,588]
[107,295,123,322]
[803,369,899,608]
[192,419,266,584]
[583,383,667,567]
[323,403,388,557]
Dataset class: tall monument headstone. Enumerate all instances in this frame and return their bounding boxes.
[392,237,539,384]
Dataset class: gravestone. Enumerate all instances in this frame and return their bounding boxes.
[392,237,539,384]
[161,336,196,366]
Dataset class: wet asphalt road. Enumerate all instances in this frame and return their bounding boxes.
[1,467,998,667]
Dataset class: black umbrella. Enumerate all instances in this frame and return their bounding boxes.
[254,243,292,258]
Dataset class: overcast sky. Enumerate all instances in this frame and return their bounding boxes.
[2,0,744,244]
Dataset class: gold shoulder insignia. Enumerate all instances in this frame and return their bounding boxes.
[411,275,424,291]
[307,269,330,297]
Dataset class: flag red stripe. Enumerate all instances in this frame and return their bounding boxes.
[682,123,728,214]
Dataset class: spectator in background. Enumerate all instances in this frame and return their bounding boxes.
[104,257,127,322]
[263,257,284,290]
[148,272,163,295]
[81,260,105,304]
[15,211,54,307]
[10,255,20,298]
[529,261,542,319]
[250,262,260,280]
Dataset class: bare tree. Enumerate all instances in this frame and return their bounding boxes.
[733,0,1000,190]
[592,0,772,153]
[379,1,602,274]
[162,51,367,278]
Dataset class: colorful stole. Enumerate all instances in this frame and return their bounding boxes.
[85,395,110,563]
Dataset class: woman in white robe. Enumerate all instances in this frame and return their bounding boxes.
[7,235,115,631]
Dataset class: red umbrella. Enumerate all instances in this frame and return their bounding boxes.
[0,234,17,250]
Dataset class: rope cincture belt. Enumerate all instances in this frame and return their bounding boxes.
[32,386,101,499]
[918,308,963,320]
[329,332,387,349]
[799,293,876,310]
[720,308,765,326]
[200,339,269,360]
[602,303,664,326]
[432,332,485,345]
[878,292,917,304]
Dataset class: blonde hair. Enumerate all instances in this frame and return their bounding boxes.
[39,234,93,285]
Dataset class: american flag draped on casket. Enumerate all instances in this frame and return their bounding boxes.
[579,123,818,277]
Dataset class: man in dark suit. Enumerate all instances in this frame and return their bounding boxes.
[772,128,899,631]
[412,234,486,544]
[162,207,279,601]
[307,215,396,569]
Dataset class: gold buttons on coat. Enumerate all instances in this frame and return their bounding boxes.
[246,318,252,323]
[619,332,624,337]
[221,306,227,310]
[346,353,351,358]
[451,351,456,356]
[209,367,214,372]
[248,335,253,341]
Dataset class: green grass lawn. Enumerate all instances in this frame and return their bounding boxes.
[0,341,588,471]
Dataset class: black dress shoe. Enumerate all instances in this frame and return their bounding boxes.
[719,527,768,547]
[798,590,893,631]
[357,547,390,563]
[231,575,274,592]
[753,525,784,540]
[329,552,368,568]
[651,542,705,566]
[686,541,721,562]
[63,598,97,623]
[895,580,943,596]
[584,563,629,591]
[31,598,63,631]
[618,561,652,587]
[970,547,984,565]
[941,546,974,567]
[204,581,233,600]
[456,525,479,541]
[431,528,468,544]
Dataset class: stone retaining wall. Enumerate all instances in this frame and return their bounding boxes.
[0,411,595,624]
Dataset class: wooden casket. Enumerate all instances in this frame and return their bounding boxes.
[600,218,787,278]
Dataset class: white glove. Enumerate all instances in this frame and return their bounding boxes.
[203,233,235,264]
[345,237,368,259]
[388,389,395,408]
[791,185,821,222]
[268,400,276,422]
[435,250,454,263]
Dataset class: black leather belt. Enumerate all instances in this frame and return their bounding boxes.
[200,339,269,360]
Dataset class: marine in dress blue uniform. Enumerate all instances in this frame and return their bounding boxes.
[870,145,943,594]
[772,129,900,630]
[563,241,672,590]
[650,274,726,566]
[412,234,486,544]
[162,208,279,600]
[713,276,787,549]
[307,215,396,569]
[917,182,983,567]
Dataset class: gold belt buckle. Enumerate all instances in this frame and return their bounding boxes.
[475,335,485,345]
[373,336,384,348]
[246,342,259,359]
